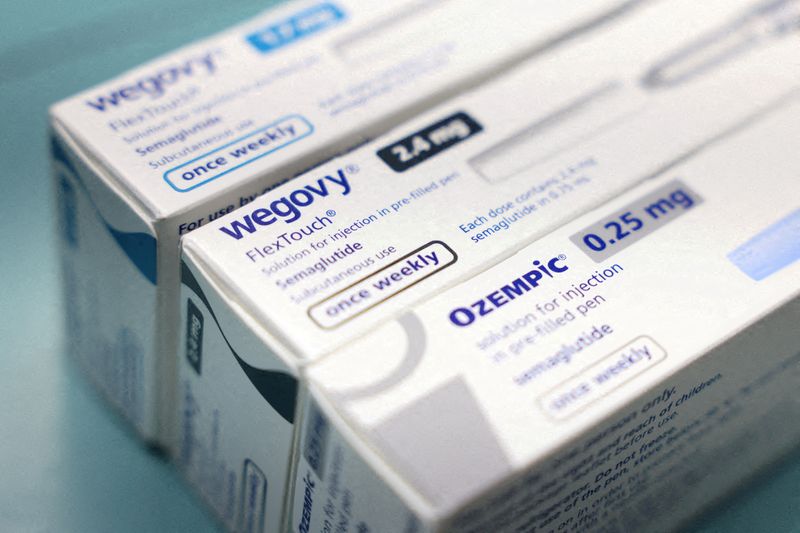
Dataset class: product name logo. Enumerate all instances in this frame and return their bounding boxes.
[449,255,569,327]
[85,51,219,112]
[246,2,345,54]
[298,473,316,533]
[219,169,351,240]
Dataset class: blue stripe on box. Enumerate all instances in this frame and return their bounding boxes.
[728,209,800,281]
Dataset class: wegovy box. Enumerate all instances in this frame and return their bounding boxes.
[297,95,800,533]
[49,0,636,445]
[177,0,800,530]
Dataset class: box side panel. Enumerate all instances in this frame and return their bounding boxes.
[51,127,159,439]
[445,298,800,532]
[290,393,435,533]
[177,251,298,533]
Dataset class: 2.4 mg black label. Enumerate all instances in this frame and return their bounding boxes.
[376,111,482,172]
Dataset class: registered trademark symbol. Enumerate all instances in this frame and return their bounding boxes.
[327,210,336,217]
[558,254,567,260]
[345,164,359,174]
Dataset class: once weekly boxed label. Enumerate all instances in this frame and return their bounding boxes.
[177,1,800,530]
[297,96,800,533]
[51,0,636,444]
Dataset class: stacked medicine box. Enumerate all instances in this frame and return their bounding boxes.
[49,0,637,447]
[177,0,800,530]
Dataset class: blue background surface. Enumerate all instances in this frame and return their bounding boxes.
[1,1,798,531]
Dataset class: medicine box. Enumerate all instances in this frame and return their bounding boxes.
[177,0,800,529]
[296,97,800,532]
[50,0,634,444]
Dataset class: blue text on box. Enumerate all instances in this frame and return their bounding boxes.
[163,115,314,193]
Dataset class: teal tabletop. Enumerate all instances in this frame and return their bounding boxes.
[1,1,798,531]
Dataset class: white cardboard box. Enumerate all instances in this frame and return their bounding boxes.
[49,0,636,444]
[297,97,800,532]
[177,0,800,530]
